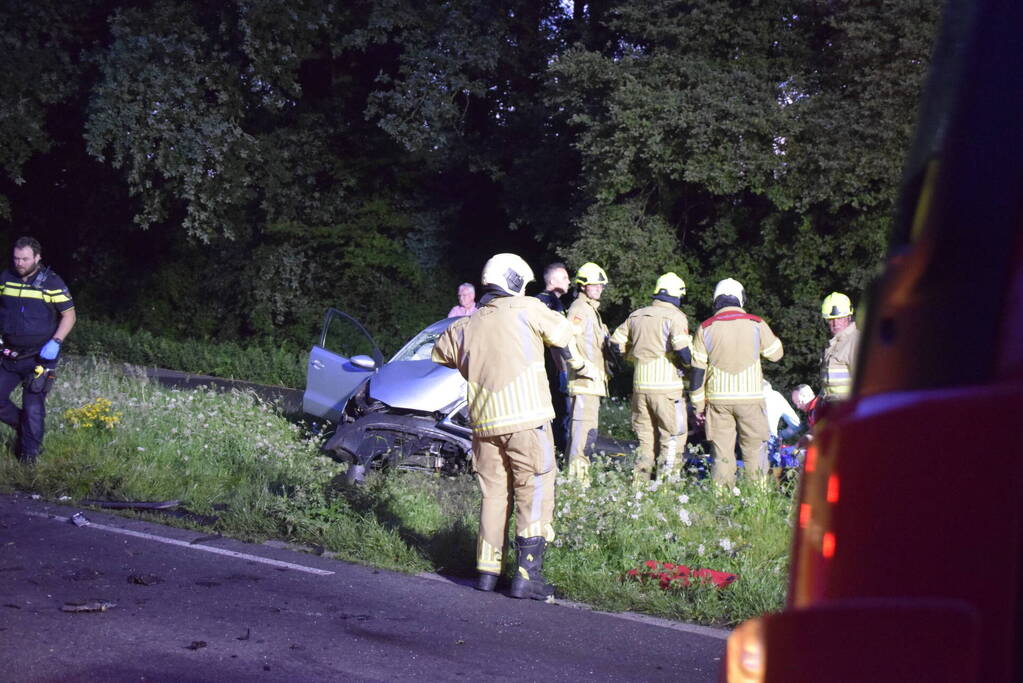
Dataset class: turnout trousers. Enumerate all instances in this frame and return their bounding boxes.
[566,394,600,481]
[705,401,769,486]
[631,390,687,482]
[473,424,557,575]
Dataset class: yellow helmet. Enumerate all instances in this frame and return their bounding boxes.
[653,272,686,298]
[481,253,534,296]
[575,262,608,286]
[821,292,853,319]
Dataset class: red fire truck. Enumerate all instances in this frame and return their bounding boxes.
[723,0,1023,681]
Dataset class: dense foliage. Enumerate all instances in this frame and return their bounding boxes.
[1,0,942,385]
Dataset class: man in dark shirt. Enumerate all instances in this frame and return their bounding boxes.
[0,237,76,464]
[535,263,571,452]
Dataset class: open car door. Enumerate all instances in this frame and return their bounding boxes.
[303,309,384,423]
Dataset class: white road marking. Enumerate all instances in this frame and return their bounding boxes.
[415,570,731,640]
[26,511,334,576]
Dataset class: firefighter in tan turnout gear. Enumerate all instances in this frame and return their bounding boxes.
[564,262,611,484]
[432,253,596,600]
[691,278,783,485]
[610,273,693,484]
[820,292,859,403]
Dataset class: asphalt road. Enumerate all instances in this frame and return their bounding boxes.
[0,494,727,682]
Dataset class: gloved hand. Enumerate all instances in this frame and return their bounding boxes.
[572,359,598,382]
[39,339,61,361]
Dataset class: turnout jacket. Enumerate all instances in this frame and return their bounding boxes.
[432,295,575,437]
[0,267,74,349]
[566,292,609,397]
[691,306,783,411]
[610,300,692,393]
[821,322,860,401]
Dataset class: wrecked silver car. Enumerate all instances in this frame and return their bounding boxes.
[303,309,472,482]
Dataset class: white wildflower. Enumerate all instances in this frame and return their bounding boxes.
[719,537,734,552]
[732,486,741,497]
[137,447,145,452]
[697,543,705,556]
[678,508,692,526]
[677,494,689,504]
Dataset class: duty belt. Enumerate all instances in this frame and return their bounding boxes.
[2,345,37,359]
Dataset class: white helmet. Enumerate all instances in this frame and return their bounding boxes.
[713,278,745,307]
[481,253,534,296]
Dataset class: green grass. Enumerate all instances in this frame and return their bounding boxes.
[64,317,306,388]
[0,356,793,627]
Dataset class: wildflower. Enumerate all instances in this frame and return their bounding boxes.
[719,537,734,552]
[678,508,692,526]
[697,543,706,556]
[732,486,741,497]
[677,494,689,504]
[137,447,145,452]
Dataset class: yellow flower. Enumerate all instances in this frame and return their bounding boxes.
[64,398,122,430]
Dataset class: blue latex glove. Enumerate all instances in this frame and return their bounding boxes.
[39,339,61,361]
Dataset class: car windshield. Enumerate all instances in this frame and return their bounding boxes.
[391,327,445,362]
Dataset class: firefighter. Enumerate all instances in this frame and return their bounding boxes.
[432,253,595,600]
[564,262,611,484]
[0,237,76,464]
[690,278,783,486]
[820,292,860,403]
[610,272,693,484]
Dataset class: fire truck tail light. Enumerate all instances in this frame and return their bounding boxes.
[826,474,840,503]
[822,531,836,559]
[725,618,766,683]
[798,503,811,529]
[805,444,818,473]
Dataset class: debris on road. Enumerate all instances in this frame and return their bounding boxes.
[69,512,89,527]
[127,573,163,586]
[185,641,207,650]
[61,600,116,613]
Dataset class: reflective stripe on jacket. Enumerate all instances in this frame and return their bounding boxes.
[610,300,691,393]
[432,296,575,437]
[822,322,859,400]
[566,292,608,397]
[691,306,783,409]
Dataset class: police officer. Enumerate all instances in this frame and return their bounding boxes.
[535,263,572,452]
[820,292,860,403]
[610,273,693,484]
[565,262,610,484]
[433,253,595,599]
[0,237,76,464]
[690,278,782,485]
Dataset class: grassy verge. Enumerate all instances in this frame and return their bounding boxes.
[0,357,792,627]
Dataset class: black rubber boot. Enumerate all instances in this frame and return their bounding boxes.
[509,536,555,600]
[476,572,499,592]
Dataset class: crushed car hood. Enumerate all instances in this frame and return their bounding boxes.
[368,359,466,413]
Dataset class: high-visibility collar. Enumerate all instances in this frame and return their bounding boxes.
[700,306,762,328]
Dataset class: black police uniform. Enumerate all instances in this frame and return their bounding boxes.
[535,289,569,452]
[0,266,74,462]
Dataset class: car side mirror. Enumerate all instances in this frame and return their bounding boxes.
[351,355,377,370]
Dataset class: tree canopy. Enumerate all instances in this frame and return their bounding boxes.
[0,0,942,387]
